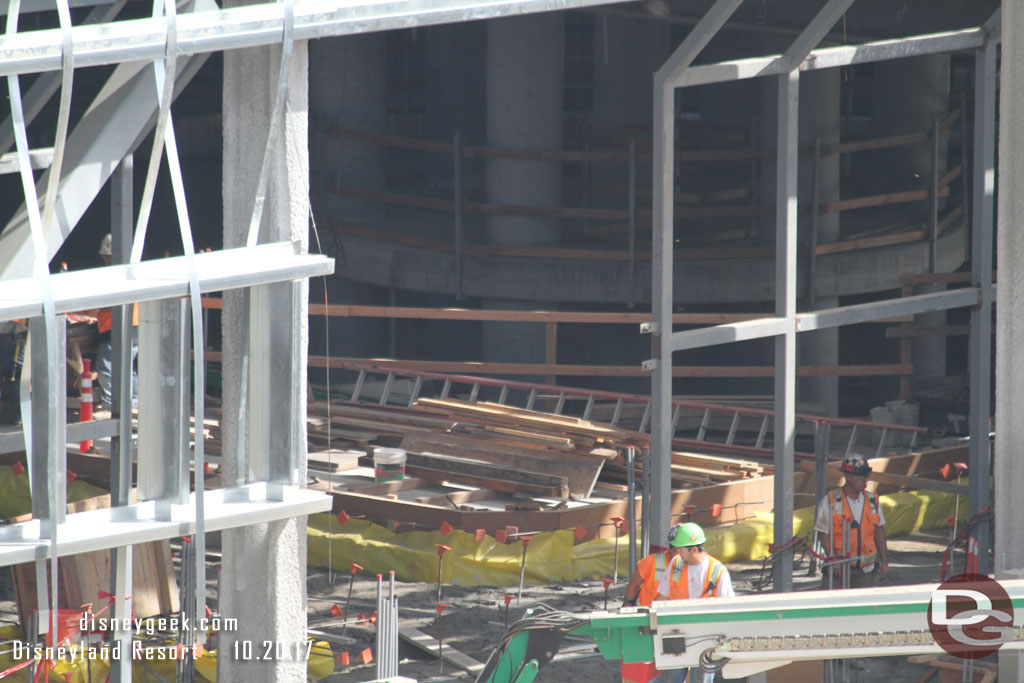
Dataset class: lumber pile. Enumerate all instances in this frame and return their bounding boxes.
[305,398,769,502]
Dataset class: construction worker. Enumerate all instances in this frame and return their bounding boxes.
[94,233,138,410]
[814,453,889,588]
[621,522,733,683]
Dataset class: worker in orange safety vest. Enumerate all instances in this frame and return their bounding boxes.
[620,522,733,683]
[94,233,138,410]
[814,452,889,589]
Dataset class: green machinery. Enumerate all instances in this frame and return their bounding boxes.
[475,578,1024,682]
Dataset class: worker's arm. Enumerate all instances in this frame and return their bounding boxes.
[622,569,644,606]
[815,531,838,577]
[875,524,888,580]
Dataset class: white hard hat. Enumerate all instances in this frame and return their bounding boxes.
[99,233,112,256]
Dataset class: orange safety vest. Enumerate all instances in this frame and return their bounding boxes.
[828,489,881,568]
[622,553,671,683]
[635,552,671,607]
[663,555,726,600]
[97,305,139,334]
[622,553,725,683]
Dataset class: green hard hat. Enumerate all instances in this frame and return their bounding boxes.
[669,522,706,547]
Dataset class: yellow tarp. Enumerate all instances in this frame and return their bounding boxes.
[0,464,108,520]
[309,485,971,586]
[0,624,333,682]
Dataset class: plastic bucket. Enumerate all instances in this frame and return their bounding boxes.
[373,447,406,483]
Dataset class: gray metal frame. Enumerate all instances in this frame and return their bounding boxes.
[649,6,1000,590]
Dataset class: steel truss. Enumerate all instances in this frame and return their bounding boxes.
[649,4,1000,588]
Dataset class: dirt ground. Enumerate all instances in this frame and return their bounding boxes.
[310,527,995,683]
[0,527,993,682]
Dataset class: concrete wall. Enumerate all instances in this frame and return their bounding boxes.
[219,10,310,681]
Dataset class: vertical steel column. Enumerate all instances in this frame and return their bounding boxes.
[627,141,637,308]
[772,69,799,593]
[109,154,134,683]
[808,138,820,306]
[650,0,743,549]
[453,130,464,300]
[930,118,941,272]
[626,445,637,573]
[249,281,304,495]
[650,77,675,548]
[766,0,855,593]
[28,316,66,636]
[28,316,66,520]
[969,37,996,576]
[811,422,830,575]
[137,299,191,517]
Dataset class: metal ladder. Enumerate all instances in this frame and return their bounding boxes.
[341,361,924,460]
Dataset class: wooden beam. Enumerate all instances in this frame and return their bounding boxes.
[885,325,970,339]
[359,452,570,498]
[415,488,499,507]
[545,321,557,388]
[398,626,486,675]
[400,432,604,498]
[345,478,427,496]
[865,470,968,495]
[302,357,915,378]
[814,230,926,255]
[819,188,947,215]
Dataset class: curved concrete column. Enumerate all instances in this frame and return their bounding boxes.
[309,33,387,222]
[798,68,840,417]
[423,22,486,194]
[309,33,391,363]
[873,54,951,384]
[220,19,309,683]
[485,13,564,248]
[997,7,1024,681]
[483,13,564,368]
[590,14,669,201]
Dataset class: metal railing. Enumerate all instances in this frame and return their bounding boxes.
[339,360,925,460]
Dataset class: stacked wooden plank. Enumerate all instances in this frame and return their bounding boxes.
[299,398,770,501]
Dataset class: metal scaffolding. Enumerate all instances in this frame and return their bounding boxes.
[648,4,1001,589]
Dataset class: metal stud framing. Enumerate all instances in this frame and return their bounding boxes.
[649,5,1000,590]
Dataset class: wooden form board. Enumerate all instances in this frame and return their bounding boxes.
[12,541,178,632]
[808,444,973,495]
[357,453,570,498]
[329,470,797,542]
[400,431,604,498]
[5,491,178,632]
[397,625,486,675]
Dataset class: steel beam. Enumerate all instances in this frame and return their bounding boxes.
[969,26,997,577]
[249,282,304,495]
[796,288,983,332]
[666,318,788,354]
[0,419,120,455]
[663,289,983,354]
[656,0,743,86]
[676,29,986,89]
[0,241,333,324]
[108,154,133,683]
[0,485,331,566]
[778,0,855,71]
[28,317,66,530]
[0,148,51,174]
[772,69,799,594]
[0,0,634,80]
[137,299,191,517]
[0,48,211,278]
[650,0,743,549]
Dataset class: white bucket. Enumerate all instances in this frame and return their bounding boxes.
[372,447,406,483]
